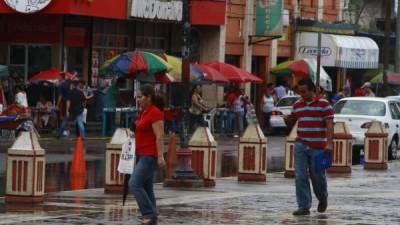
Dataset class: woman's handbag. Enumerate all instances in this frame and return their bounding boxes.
[117,138,136,174]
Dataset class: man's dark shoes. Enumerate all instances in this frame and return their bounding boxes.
[292,208,310,216]
[318,199,328,213]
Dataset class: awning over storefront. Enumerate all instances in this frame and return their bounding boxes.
[297,32,380,69]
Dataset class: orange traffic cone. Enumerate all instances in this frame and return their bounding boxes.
[70,137,86,190]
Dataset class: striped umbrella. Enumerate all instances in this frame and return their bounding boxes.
[101,50,173,78]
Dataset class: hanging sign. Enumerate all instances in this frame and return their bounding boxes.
[256,0,283,36]
[4,0,52,13]
[130,0,183,21]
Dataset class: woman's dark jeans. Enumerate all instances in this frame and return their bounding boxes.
[129,156,158,219]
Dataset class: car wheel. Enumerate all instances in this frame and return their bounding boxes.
[389,138,398,160]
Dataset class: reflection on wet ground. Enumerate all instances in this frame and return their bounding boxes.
[0,155,239,196]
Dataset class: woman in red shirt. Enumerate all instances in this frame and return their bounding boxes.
[129,84,165,225]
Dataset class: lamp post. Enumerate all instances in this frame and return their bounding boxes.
[164,0,203,187]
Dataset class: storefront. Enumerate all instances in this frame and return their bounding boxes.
[0,0,127,84]
[295,19,380,91]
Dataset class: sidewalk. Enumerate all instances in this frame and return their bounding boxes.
[1,161,400,225]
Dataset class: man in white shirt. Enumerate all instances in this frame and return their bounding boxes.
[274,84,286,100]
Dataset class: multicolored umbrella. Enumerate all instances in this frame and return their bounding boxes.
[159,54,204,82]
[102,50,173,78]
[207,62,263,84]
[270,59,332,91]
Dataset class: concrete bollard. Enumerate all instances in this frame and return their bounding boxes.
[6,131,45,203]
[284,122,298,178]
[328,122,353,173]
[238,123,267,182]
[189,126,217,187]
[105,128,133,193]
[364,121,388,170]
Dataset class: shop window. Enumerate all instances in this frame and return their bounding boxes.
[66,47,84,76]
[10,45,25,65]
[27,45,51,79]
[225,55,241,67]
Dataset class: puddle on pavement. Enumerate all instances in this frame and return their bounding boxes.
[0,158,105,196]
[0,151,239,196]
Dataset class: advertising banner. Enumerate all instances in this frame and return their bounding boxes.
[256,0,283,36]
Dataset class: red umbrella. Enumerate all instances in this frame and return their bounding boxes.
[192,64,229,83]
[29,68,79,84]
[207,62,263,84]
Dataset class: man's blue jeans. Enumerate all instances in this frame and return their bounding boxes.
[294,142,328,209]
[129,156,158,219]
[57,113,85,138]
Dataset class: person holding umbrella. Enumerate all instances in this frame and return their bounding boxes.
[129,84,166,225]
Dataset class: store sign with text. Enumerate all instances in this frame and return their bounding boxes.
[130,0,183,21]
[4,0,52,13]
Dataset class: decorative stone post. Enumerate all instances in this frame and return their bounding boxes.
[105,128,133,193]
[6,131,45,203]
[328,122,353,173]
[284,122,298,178]
[189,126,217,187]
[238,123,267,182]
[364,121,388,170]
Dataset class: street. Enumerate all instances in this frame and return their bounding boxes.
[0,161,399,224]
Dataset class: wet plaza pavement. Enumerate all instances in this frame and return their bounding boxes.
[0,161,400,224]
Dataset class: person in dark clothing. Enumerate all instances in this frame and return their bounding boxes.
[56,73,72,122]
[56,81,86,138]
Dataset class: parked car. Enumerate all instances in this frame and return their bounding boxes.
[334,97,400,161]
[270,95,300,131]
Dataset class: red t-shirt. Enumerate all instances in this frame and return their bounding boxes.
[288,97,333,149]
[226,92,237,109]
[135,104,164,157]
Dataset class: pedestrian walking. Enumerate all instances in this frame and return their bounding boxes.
[129,84,166,225]
[284,78,333,216]
[56,81,86,138]
[261,86,274,134]
[233,88,245,136]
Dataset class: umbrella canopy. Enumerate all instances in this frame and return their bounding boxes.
[29,68,79,84]
[370,72,400,85]
[102,50,173,78]
[159,54,207,82]
[207,62,263,84]
[0,65,9,77]
[192,63,229,83]
[270,59,332,91]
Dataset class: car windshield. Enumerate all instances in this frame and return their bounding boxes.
[334,100,386,116]
[277,97,299,107]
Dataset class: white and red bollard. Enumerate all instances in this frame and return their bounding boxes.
[105,128,133,193]
[189,127,217,187]
[364,121,388,170]
[328,122,353,173]
[6,131,45,203]
[238,123,267,182]
[284,122,298,178]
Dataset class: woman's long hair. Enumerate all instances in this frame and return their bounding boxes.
[140,84,165,110]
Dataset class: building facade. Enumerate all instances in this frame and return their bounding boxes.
[224,0,342,116]
[0,0,226,106]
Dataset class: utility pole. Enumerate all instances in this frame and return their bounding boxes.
[383,0,392,77]
[396,0,400,72]
[163,0,203,188]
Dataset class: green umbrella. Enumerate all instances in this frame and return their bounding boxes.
[0,65,9,77]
